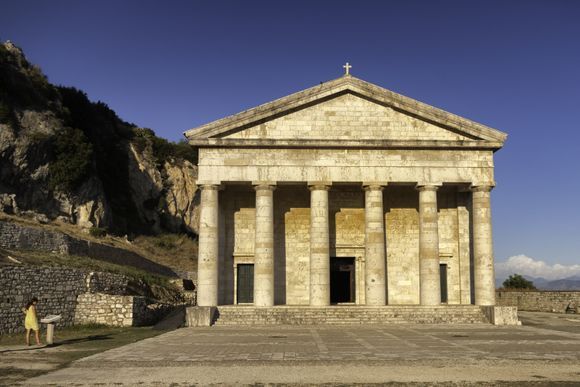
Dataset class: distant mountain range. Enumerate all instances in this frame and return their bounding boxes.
[496,275,580,290]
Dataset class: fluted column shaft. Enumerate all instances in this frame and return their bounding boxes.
[254,184,275,306]
[364,184,386,305]
[417,185,441,305]
[472,186,496,305]
[309,184,331,306]
[197,184,220,306]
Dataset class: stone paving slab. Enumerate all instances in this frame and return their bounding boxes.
[24,320,580,385]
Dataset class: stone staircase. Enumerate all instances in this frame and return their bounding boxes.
[212,305,490,326]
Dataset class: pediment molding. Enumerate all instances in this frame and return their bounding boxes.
[184,75,507,147]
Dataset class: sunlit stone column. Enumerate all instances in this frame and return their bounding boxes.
[472,185,496,306]
[197,184,220,306]
[253,183,276,307]
[309,183,331,306]
[417,184,441,306]
[364,184,387,305]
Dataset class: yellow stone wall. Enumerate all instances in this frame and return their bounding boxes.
[224,93,472,141]
[219,185,470,305]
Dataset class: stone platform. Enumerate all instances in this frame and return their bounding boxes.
[185,305,519,326]
[23,312,580,385]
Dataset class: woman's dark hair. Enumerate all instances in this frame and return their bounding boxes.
[25,297,38,310]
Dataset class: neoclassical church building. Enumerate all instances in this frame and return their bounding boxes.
[185,69,507,311]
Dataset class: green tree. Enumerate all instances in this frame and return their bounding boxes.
[502,274,536,290]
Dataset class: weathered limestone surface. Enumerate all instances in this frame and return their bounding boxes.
[418,185,441,305]
[473,186,495,305]
[216,187,475,306]
[480,305,520,326]
[254,184,275,306]
[197,185,219,306]
[279,189,310,305]
[75,293,156,327]
[225,93,471,141]
[197,148,496,186]
[0,266,133,334]
[364,185,386,305]
[185,306,217,327]
[309,184,331,306]
[496,291,580,313]
[186,75,506,309]
[457,192,473,304]
[385,187,419,304]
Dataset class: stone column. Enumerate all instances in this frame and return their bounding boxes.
[472,185,496,305]
[309,183,331,306]
[417,184,441,305]
[197,184,220,306]
[253,183,276,307]
[364,184,387,305]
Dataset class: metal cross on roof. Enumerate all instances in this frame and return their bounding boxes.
[343,62,352,75]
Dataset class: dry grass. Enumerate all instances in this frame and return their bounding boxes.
[0,213,198,275]
[0,324,165,385]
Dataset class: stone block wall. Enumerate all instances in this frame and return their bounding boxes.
[226,93,469,141]
[0,266,131,334]
[75,293,155,327]
[218,185,469,306]
[0,221,175,276]
[496,291,580,313]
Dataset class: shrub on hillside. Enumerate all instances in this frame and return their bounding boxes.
[132,128,197,166]
[89,227,107,238]
[48,127,93,192]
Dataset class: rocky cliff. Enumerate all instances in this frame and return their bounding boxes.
[0,41,199,236]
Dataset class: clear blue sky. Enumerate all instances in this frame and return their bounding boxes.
[2,1,579,269]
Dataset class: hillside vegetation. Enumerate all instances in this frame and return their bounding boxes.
[0,41,199,238]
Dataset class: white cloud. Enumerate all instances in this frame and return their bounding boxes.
[495,255,580,281]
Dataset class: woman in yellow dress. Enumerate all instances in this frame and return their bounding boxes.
[22,297,41,346]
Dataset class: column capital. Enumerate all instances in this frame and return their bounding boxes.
[415,184,441,192]
[471,185,494,193]
[252,181,276,191]
[308,182,332,191]
[362,182,387,191]
[198,183,222,191]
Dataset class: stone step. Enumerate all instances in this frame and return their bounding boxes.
[212,305,490,326]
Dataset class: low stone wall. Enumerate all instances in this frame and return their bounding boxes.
[496,290,580,313]
[0,266,131,334]
[0,220,175,276]
[75,293,155,327]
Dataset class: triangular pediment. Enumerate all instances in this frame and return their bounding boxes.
[185,76,507,148]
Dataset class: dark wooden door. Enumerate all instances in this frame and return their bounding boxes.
[237,264,254,304]
[440,263,448,303]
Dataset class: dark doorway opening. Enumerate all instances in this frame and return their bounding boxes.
[440,263,448,303]
[330,257,355,304]
[237,264,254,304]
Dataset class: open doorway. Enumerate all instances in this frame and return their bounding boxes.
[330,257,355,304]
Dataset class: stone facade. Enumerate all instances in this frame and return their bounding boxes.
[185,75,507,308]
[0,266,131,334]
[496,291,580,313]
[75,293,157,327]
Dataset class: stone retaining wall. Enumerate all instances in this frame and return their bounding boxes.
[75,293,155,327]
[0,266,131,334]
[496,290,580,313]
[0,220,175,276]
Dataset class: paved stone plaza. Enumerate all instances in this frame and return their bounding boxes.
[25,312,580,385]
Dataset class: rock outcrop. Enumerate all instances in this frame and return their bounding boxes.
[0,40,199,235]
